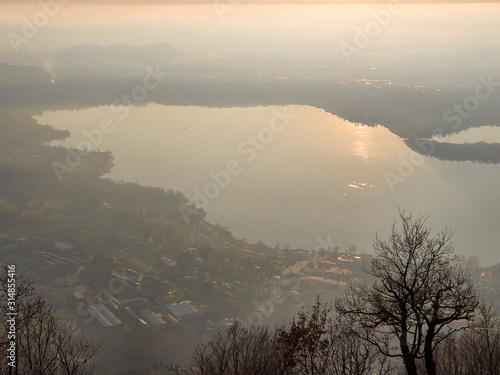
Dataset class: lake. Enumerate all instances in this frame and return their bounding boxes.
[36,104,500,265]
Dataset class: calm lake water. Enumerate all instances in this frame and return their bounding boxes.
[36,104,500,265]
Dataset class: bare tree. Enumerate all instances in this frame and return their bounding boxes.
[17,295,59,375]
[466,302,500,375]
[178,323,285,375]
[432,302,500,375]
[426,335,464,375]
[0,268,101,375]
[0,269,36,375]
[54,323,102,375]
[328,316,395,375]
[277,297,393,375]
[336,211,478,375]
[170,298,390,375]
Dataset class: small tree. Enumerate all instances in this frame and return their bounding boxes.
[337,211,478,375]
[433,302,500,375]
[277,297,393,375]
[329,316,395,375]
[277,297,331,375]
[171,298,390,375]
[177,323,284,375]
[0,268,101,375]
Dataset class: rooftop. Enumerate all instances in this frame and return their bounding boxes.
[88,304,122,328]
[167,301,199,319]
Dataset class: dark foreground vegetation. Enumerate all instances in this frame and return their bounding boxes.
[168,212,497,375]
[167,299,500,375]
[0,270,101,375]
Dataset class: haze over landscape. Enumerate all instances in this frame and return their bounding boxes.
[1,1,500,374]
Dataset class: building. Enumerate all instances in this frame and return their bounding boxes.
[209,318,235,332]
[165,314,179,325]
[54,241,74,251]
[167,301,199,320]
[324,266,353,281]
[282,261,313,276]
[140,309,167,330]
[88,304,123,329]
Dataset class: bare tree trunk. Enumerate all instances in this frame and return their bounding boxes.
[401,344,418,375]
[424,326,437,375]
[403,356,418,375]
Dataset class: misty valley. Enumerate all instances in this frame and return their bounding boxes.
[2,2,500,375]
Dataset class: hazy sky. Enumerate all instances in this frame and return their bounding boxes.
[2,0,500,3]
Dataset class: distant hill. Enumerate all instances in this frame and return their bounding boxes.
[56,43,180,68]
